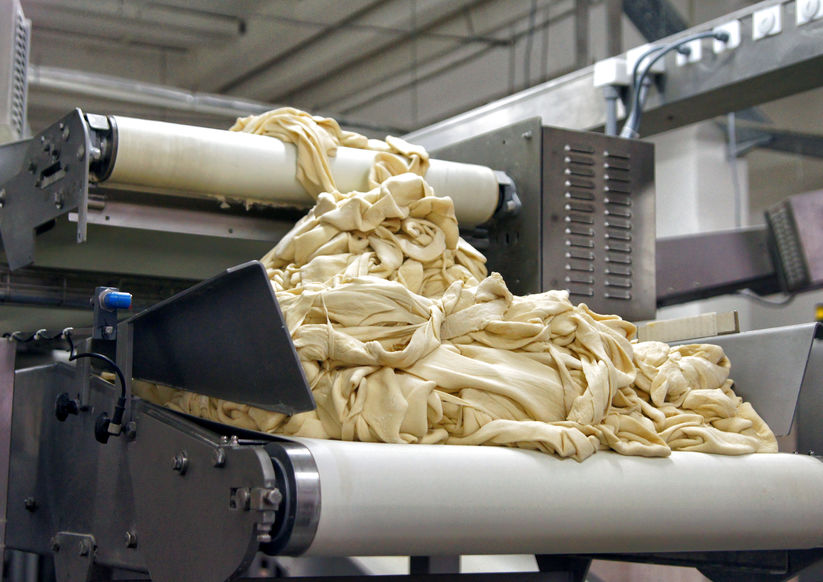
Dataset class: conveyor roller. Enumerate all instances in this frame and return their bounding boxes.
[98,116,501,228]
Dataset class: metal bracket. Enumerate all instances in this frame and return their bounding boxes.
[128,261,314,415]
[128,402,278,582]
[0,108,90,270]
[51,532,96,582]
[493,170,521,218]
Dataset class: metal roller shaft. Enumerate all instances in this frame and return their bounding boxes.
[99,116,501,228]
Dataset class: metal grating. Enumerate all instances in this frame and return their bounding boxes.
[11,6,30,140]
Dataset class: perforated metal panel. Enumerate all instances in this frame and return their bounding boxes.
[0,0,30,144]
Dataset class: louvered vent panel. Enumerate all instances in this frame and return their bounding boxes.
[544,127,655,321]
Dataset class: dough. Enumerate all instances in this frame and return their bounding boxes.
[134,108,777,461]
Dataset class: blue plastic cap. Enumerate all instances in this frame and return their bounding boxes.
[101,290,132,310]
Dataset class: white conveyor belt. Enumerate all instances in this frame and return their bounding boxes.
[289,438,823,556]
[103,116,500,227]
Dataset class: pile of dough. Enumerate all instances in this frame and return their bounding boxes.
[134,108,776,461]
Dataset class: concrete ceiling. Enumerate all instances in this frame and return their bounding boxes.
[19,0,621,134]
[19,0,767,136]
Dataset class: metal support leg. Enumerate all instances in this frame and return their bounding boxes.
[409,556,460,574]
[0,339,15,577]
[76,338,92,408]
[536,555,592,582]
[115,321,133,422]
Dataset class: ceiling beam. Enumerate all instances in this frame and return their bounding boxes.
[273,0,548,111]
[221,0,494,101]
[622,0,687,41]
[174,0,385,93]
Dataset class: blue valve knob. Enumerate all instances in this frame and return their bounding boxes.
[100,290,132,310]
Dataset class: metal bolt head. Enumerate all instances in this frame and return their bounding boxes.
[78,539,91,556]
[521,130,533,139]
[124,530,138,548]
[124,421,137,440]
[171,451,188,474]
[264,489,282,507]
[212,448,226,467]
[50,538,60,552]
[53,192,64,209]
[235,487,251,510]
[23,496,37,512]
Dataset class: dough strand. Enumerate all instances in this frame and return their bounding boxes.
[135,108,777,462]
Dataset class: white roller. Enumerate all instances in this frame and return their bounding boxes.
[290,438,823,556]
[104,116,499,227]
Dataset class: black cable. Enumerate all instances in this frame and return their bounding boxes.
[4,326,128,441]
[620,30,729,138]
[64,329,127,439]
[64,330,126,400]
[2,330,36,342]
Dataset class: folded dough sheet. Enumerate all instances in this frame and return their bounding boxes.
[103,116,499,227]
[289,437,823,556]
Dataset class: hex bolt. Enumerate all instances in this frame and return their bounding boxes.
[23,497,37,512]
[124,530,138,548]
[53,192,64,210]
[212,448,226,468]
[171,451,189,474]
[50,538,60,553]
[521,130,533,139]
[78,540,91,557]
[264,489,282,507]
[124,421,137,440]
[235,488,251,510]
